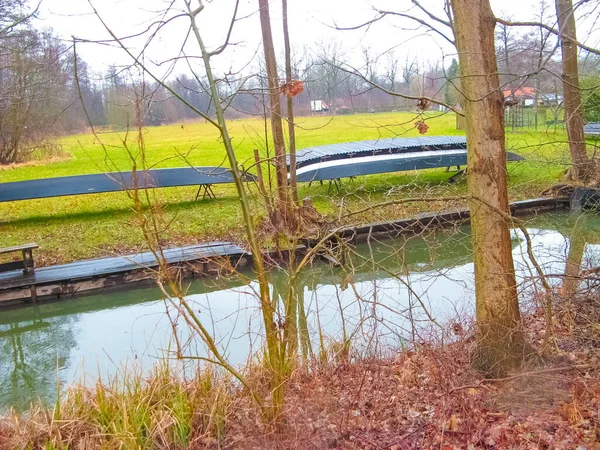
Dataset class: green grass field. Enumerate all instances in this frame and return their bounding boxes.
[0,112,576,265]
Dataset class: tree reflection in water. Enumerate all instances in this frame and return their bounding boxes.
[562,213,600,298]
[0,305,77,412]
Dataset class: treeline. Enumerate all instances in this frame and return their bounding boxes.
[99,50,452,128]
[0,1,81,163]
[2,0,600,165]
[81,30,600,129]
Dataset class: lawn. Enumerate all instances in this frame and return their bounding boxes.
[0,111,576,265]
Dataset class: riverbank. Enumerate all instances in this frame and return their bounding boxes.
[1,295,598,449]
[0,197,570,305]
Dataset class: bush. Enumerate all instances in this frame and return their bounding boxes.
[581,77,600,123]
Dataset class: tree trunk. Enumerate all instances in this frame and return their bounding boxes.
[282,0,298,205]
[187,3,279,418]
[258,0,291,216]
[562,217,588,298]
[555,0,593,183]
[451,0,533,377]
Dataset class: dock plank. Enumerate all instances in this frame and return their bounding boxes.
[0,242,249,291]
[0,243,39,254]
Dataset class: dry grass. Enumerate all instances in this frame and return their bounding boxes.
[1,363,233,450]
[2,307,600,449]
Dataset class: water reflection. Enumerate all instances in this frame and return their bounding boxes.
[1,212,599,412]
[560,214,600,297]
[0,308,77,411]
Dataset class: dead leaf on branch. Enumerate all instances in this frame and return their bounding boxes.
[415,120,429,134]
[416,98,430,110]
[280,80,304,98]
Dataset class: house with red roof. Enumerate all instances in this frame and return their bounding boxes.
[503,87,538,106]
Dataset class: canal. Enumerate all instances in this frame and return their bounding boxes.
[1,212,599,412]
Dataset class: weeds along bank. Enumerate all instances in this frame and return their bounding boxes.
[0,112,574,265]
[1,299,599,450]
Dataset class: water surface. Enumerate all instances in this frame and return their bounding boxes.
[1,212,600,412]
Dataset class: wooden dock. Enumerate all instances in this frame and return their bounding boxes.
[0,242,251,305]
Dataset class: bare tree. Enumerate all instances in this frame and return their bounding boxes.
[328,0,534,374]
[384,51,400,107]
[361,46,379,84]
[402,55,419,87]
[0,2,78,164]
[258,0,292,220]
[495,16,518,87]
[314,41,346,109]
[555,0,594,182]
[282,0,298,205]
[532,1,555,128]
[84,0,305,422]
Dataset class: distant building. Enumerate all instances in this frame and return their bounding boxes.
[503,87,537,106]
[503,87,563,109]
[541,93,563,106]
[309,100,329,112]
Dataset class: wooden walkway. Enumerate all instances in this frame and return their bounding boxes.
[0,242,250,304]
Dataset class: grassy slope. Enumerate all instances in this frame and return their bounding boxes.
[0,112,574,265]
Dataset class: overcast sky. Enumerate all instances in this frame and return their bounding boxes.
[34,0,600,78]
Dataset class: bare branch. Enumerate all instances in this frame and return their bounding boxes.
[411,0,452,29]
[374,9,455,45]
[209,0,242,56]
[85,0,220,128]
[328,59,464,115]
[496,17,600,56]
